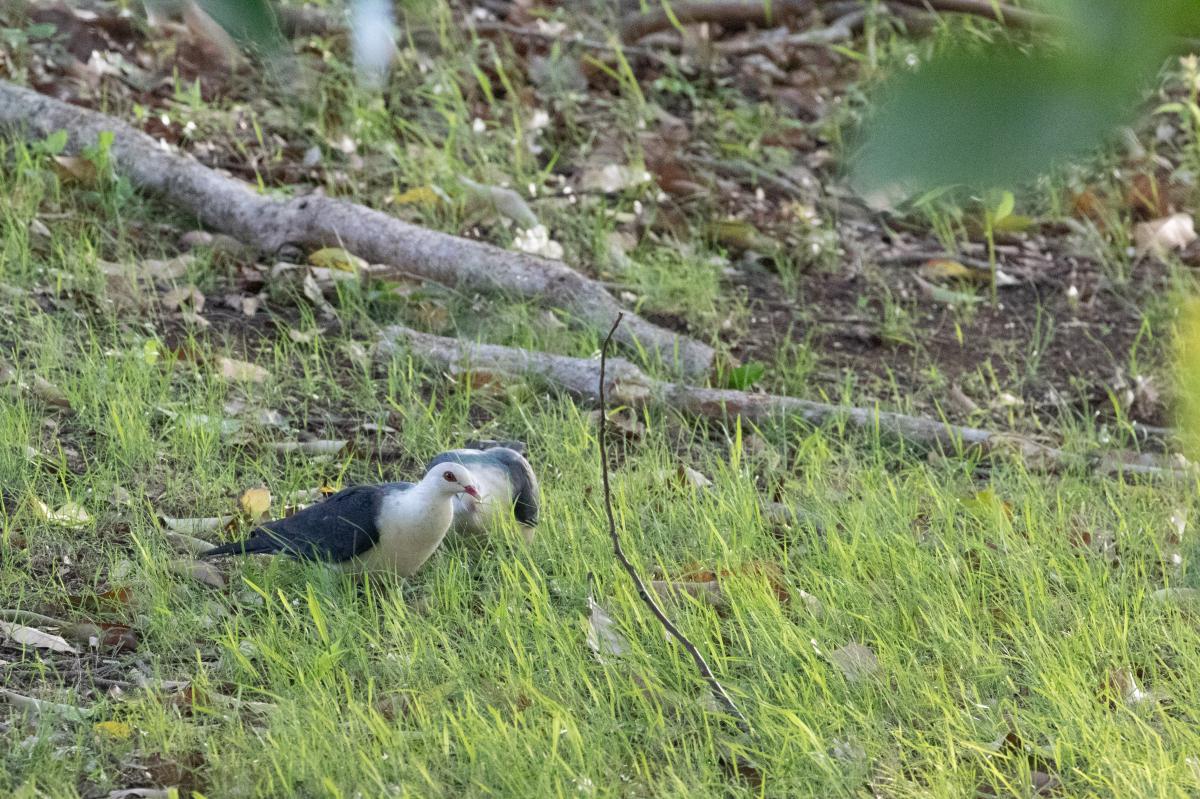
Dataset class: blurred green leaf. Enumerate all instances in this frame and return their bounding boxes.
[852,0,1200,195]
[727,361,766,390]
[195,0,283,51]
[853,50,1139,193]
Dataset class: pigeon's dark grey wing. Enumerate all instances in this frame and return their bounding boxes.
[202,483,409,562]
[428,447,539,527]
[483,447,539,527]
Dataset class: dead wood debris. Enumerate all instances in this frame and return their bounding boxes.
[0,80,715,377]
[376,324,1192,478]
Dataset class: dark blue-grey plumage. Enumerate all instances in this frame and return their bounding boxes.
[202,483,410,562]
[426,446,539,538]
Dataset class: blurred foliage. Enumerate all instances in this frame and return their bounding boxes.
[1176,299,1200,458]
[195,0,283,51]
[853,0,1200,194]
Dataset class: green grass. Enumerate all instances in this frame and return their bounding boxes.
[2,4,1200,797]
[2,194,1199,795]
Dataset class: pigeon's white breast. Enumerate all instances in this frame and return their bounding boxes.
[353,488,452,576]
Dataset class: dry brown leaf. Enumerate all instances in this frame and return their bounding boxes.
[1,620,78,653]
[52,155,98,184]
[217,357,269,383]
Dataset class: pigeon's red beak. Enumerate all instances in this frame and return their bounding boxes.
[464,485,481,499]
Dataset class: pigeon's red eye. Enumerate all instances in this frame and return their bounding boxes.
[442,470,456,482]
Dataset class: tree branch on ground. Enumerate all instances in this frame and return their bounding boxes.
[377,324,1190,477]
[0,81,715,377]
[597,314,751,733]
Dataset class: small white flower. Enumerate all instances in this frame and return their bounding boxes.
[472,117,486,134]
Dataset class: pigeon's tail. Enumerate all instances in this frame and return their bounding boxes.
[201,535,283,558]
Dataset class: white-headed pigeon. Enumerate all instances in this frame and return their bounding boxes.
[425,444,539,543]
[202,462,480,576]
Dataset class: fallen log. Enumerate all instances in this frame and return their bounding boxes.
[377,324,1075,464]
[376,323,1197,478]
[0,81,715,377]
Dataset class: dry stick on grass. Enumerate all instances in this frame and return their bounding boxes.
[597,313,752,734]
[620,0,813,42]
[888,0,1056,31]
[0,81,714,378]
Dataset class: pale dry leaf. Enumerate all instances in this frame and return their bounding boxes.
[580,163,651,194]
[161,284,205,313]
[165,531,217,556]
[0,620,78,654]
[140,254,195,283]
[161,515,235,534]
[828,642,879,682]
[30,497,91,528]
[586,595,630,662]
[1134,212,1196,257]
[459,175,539,228]
[679,465,712,490]
[302,272,338,319]
[269,439,348,456]
[28,218,51,238]
[239,487,271,520]
[217,357,269,383]
[31,375,71,409]
[169,559,226,589]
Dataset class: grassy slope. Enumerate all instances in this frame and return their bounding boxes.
[1,5,1200,798]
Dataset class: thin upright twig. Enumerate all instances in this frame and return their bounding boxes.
[597,313,752,734]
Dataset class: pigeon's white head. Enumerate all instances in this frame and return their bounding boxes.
[425,462,481,499]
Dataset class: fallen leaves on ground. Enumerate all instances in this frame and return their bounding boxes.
[216,356,270,383]
[828,642,879,683]
[168,559,226,589]
[1134,212,1196,257]
[585,593,629,663]
[29,497,91,528]
[0,619,78,653]
[459,176,539,228]
[238,487,271,521]
[269,439,348,456]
